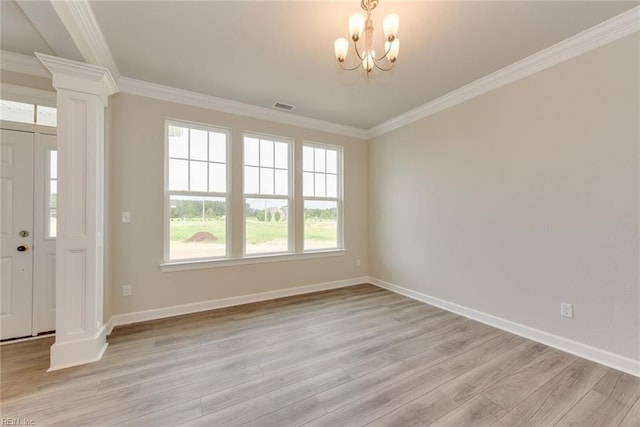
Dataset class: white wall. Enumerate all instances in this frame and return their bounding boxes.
[107,93,368,315]
[369,33,639,361]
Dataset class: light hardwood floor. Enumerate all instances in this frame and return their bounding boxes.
[1,284,638,426]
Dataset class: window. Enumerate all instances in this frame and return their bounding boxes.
[166,121,229,260]
[47,149,58,238]
[163,120,345,269]
[0,100,57,126]
[244,134,291,255]
[303,143,342,250]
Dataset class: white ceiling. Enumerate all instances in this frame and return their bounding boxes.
[1,1,636,129]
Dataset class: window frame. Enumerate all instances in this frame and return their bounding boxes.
[302,141,344,252]
[242,132,294,256]
[164,119,232,262]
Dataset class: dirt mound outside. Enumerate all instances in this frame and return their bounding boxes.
[185,231,218,242]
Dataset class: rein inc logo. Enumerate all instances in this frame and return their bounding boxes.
[1,419,35,426]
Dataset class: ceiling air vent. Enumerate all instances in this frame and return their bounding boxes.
[272,102,295,112]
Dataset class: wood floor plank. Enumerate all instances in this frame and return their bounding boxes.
[481,349,577,410]
[556,389,631,426]
[492,358,609,426]
[192,368,352,426]
[240,396,328,427]
[592,369,640,405]
[438,340,548,403]
[366,390,459,427]
[118,398,202,427]
[619,396,640,427]
[305,366,455,427]
[0,284,634,427]
[428,395,505,427]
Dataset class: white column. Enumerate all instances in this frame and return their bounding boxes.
[36,54,118,371]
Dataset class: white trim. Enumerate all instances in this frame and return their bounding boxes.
[36,53,119,103]
[0,83,56,107]
[369,277,640,378]
[49,0,121,80]
[0,120,57,135]
[368,6,640,138]
[118,77,369,140]
[107,276,367,329]
[48,325,108,371]
[0,50,50,78]
[160,249,346,272]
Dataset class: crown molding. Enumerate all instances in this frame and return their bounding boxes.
[118,77,369,140]
[0,50,50,78]
[368,5,640,138]
[49,0,121,80]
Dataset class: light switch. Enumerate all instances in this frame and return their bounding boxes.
[121,211,131,223]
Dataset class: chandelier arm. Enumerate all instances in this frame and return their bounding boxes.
[372,58,394,72]
[338,61,364,72]
[352,40,363,62]
[374,43,393,62]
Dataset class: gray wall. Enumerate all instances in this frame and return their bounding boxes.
[369,33,639,360]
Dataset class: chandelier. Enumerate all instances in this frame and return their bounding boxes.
[334,0,400,75]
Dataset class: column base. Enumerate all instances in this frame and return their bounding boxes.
[48,326,108,371]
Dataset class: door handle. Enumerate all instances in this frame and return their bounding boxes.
[17,245,29,252]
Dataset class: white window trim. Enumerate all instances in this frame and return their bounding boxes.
[160,249,346,272]
[302,141,344,251]
[164,119,232,262]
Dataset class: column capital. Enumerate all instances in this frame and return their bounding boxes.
[35,53,118,105]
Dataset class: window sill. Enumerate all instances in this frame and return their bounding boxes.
[159,249,346,272]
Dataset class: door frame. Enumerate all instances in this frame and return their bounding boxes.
[0,120,57,338]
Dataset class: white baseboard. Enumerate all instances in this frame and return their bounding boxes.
[107,276,369,330]
[48,325,109,371]
[369,277,640,378]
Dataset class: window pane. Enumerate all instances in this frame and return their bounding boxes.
[314,172,326,197]
[326,149,338,174]
[303,172,314,197]
[260,139,274,167]
[48,150,58,238]
[50,150,58,179]
[244,137,259,166]
[209,163,226,193]
[326,174,338,198]
[0,100,34,124]
[275,169,288,195]
[303,146,314,171]
[260,167,274,194]
[274,142,288,169]
[169,159,189,191]
[304,200,337,250]
[168,126,189,159]
[209,132,226,163]
[190,161,207,191]
[244,166,259,194]
[169,195,226,260]
[36,105,57,126]
[314,148,326,172]
[245,198,288,254]
[190,129,208,161]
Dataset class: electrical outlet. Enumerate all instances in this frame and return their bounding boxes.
[560,302,573,318]
[122,285,132,297]
[121,211,131,223]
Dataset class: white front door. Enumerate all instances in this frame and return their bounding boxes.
[1,129,35,340]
